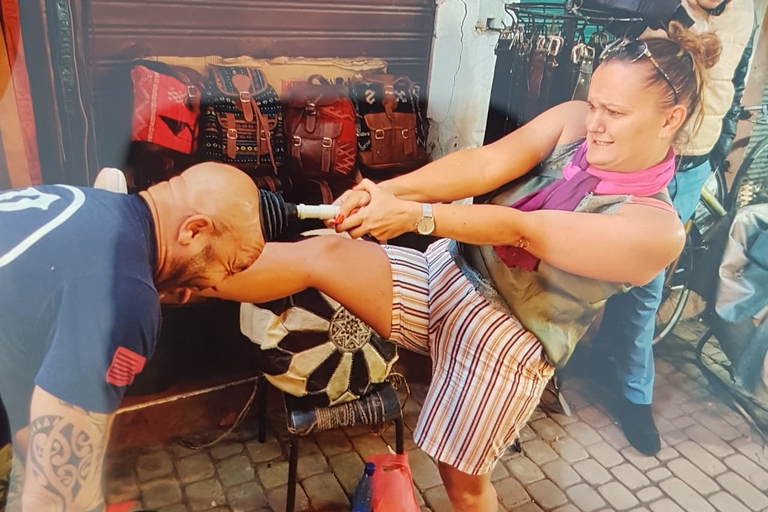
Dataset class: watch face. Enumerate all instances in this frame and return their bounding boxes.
[417,217,435,235]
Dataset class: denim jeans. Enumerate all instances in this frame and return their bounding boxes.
[591,159,712,404]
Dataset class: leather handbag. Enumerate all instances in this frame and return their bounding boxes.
[199,65,286,177]
[126,61,205,189]
[130,61,204,154]
[282,75,360,203]
[349,74,429,181]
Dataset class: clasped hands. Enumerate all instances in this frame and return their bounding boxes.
[326,179,422,243]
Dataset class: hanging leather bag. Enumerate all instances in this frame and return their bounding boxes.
[349,74,429,181]
[199,66,286,179]
[283,75,359,203]
[127,61,205,189]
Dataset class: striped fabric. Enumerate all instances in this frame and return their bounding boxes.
[383,239,555,475]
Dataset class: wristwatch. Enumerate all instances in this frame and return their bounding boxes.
[416,203,435,236]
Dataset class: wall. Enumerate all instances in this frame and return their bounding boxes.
[425,0,508,160]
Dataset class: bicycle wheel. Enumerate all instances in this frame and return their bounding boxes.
[728,134,768,210]
[653,230,694,344]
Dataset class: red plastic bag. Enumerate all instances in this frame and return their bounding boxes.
[105,503,138,512]
[367,453,421,512]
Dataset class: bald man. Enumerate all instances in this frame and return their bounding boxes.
[0,162,263,512]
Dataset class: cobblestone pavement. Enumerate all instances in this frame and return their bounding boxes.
[105,319,768,512]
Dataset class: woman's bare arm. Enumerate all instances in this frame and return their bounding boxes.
[340,101,588,207]
[380,200,684,286]
[340,178,683,287]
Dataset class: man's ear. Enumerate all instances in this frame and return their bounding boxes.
[662,104,688,135]
[178,215,214,245]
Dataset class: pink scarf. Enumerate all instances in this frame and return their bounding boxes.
[563,142,676,196]
[494,141,676,271]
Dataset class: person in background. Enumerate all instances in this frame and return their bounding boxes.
[0,163,264,512]
[205,26,719,512]
[590,0,755,455]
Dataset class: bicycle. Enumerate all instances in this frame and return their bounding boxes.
[653,104,768,343]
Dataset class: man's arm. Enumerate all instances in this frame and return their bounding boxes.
[22,387,111,512]
[20,276,160,512]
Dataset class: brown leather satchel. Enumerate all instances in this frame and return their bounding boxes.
[349,74,429,181]
[282,75,359,203]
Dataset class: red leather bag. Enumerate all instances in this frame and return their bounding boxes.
[282,75,360,203]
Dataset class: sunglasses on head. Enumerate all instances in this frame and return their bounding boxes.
[600,38,680,104]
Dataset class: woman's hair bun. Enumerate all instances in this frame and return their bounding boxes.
[667,20,722,70]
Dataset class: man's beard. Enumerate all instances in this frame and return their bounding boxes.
[157,245,215,293]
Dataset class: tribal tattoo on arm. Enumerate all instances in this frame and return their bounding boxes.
[22,387,111,512]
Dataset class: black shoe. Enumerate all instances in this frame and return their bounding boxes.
[616,400,661,455]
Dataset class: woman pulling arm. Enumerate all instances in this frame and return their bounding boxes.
[205,25,720,512]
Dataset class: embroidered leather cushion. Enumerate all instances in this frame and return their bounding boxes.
[240,287,398,408]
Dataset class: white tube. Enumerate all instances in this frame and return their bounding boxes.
[295,204,341,220]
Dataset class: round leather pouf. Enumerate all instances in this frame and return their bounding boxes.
[241,288,398,408]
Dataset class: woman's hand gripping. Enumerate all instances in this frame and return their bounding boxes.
[329,179,421,243]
